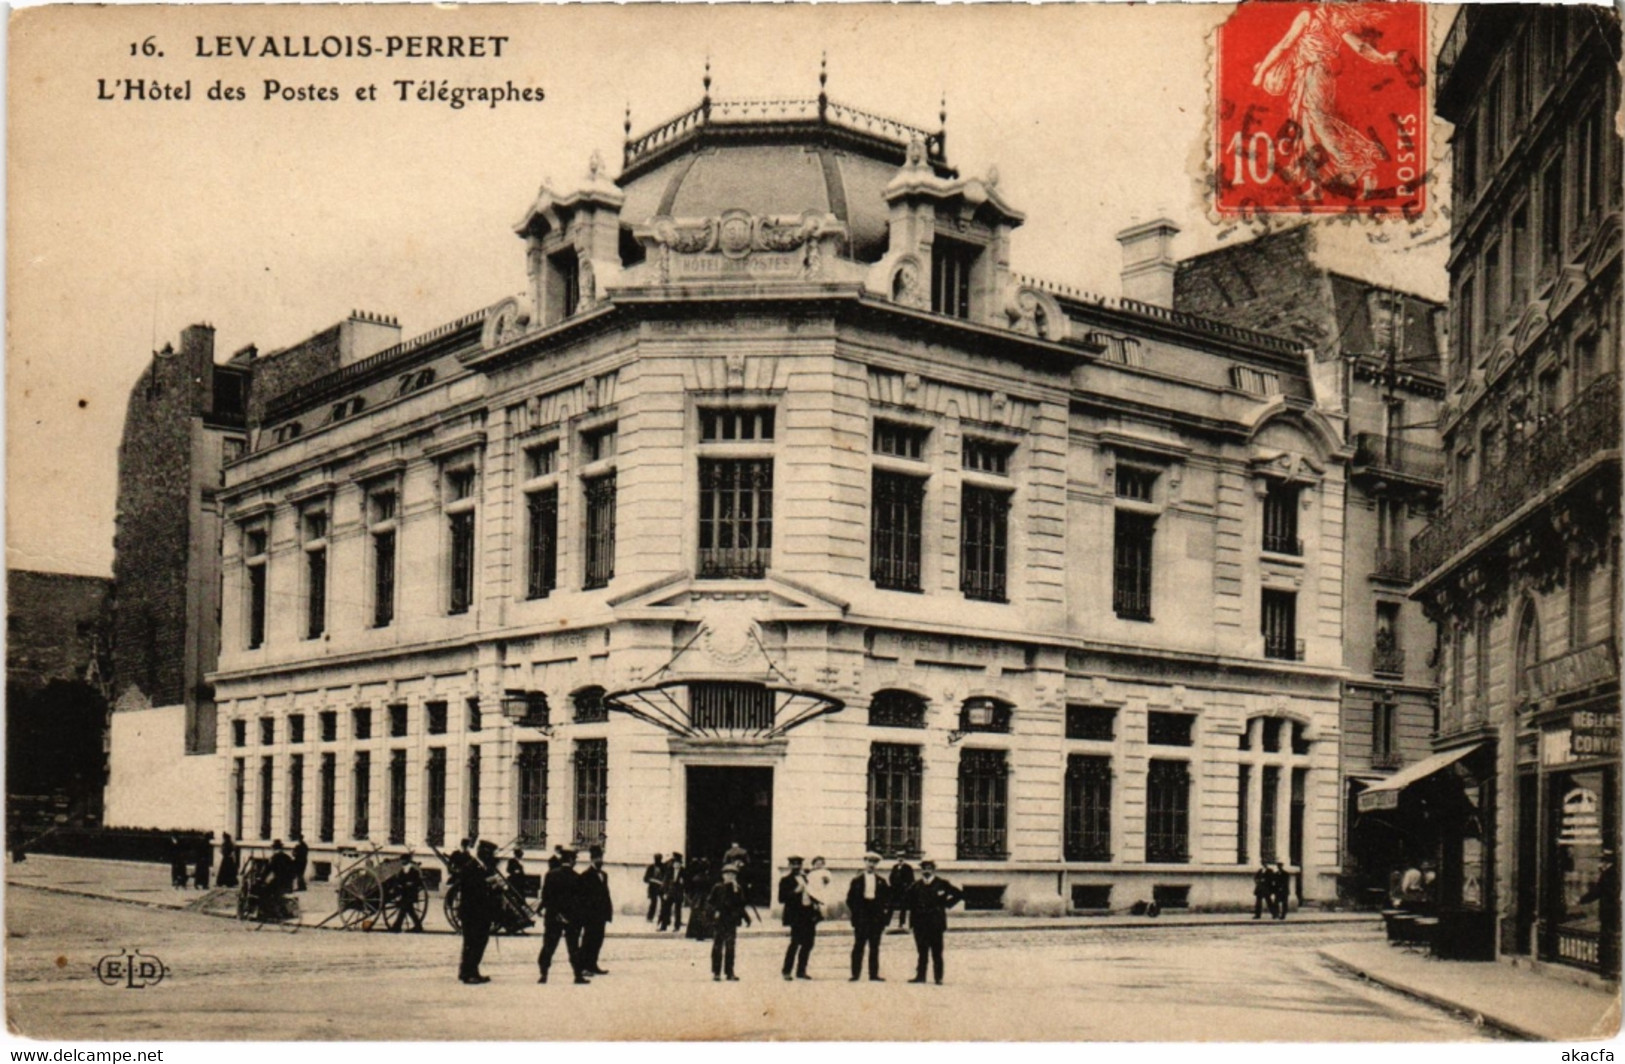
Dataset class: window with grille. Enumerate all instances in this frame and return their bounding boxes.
[517,742,548,846]
[232,759,245,839]
[1065,704,1115,741]
[1113,512,1155,620]
[956,748,1009,859]
[1262,590,1299,660]
[465,745,482,841]
[698,459,773,578]
[583,472,616,589]
[287,754,304,841]
[289,715,305,744]
[959,697,1012,734]
[388,749,408,845]
[963,437,1013,475]
[689,682,775,732]
[1148,711,1195,747]
[353,707,372,741]
[1115,466,1157,502]
[319,711,337,743]
[700,408,775,442]
[526,441,559,478]
[931,237,977,319]
[527,488,559,599]
[867,743,923,858]
[1064,754,1112,861]
[1260,765,1280,862]
[1262,482,1301,555]
[372,528,396,628]
[873,420,928,460]
[869,689,927,729]
[318,752,336,843]
[871,470,924,591]
[960,485,1010,602]
[448,467,476,501]
[448,510,475,615]
[260,717,275,745]
[1236,763,1250,864]
[573,740,608,849]
[573,686,609,724]
[258,756,274,839]
[426,701,448,736]
[1145,759,1190,863]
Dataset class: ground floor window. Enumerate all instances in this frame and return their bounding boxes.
[425,748,447,848]
[352,751,371,840]
[286,754,304,842]
[1064,754,1112,861]
[1543,763,1619,975]
[318,753,336,843]
[258,756,274,840]
[388,750,408,845]
[232,758,245,840]
[867,743,923,857]
[1146,759,1190,863]
[957,748,1009,860]
[465,746,481,842]
[517,742,547,847]
[574,739,608,849]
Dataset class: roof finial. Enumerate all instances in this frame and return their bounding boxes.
[703,55,712,99]
[939,92,947,131]
[624,101,632,140]
[701,55,712,123]
[818,51,828,120]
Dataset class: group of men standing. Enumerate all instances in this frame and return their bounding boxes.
[1252,862,1294,920]
[448,839,614,985]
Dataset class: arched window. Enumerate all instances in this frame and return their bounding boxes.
[958,697,1013,734]
[1514,602,1541,700]
[572,685,608,724]
[868,689,927,729]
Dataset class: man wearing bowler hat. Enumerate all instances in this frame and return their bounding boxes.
[846,851,891,981]
[904,859,963,985]
[538,847,590,984]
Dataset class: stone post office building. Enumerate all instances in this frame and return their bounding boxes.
[206,92,1356,912]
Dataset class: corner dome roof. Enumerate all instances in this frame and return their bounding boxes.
[617,98,954,263]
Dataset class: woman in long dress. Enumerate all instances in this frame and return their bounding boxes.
[217,833,240,888]
[1251,4,1402,201]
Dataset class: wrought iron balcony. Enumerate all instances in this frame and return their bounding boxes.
[1372,645,1407,677]
[1371,750,1403,772]
[698,547,770,580]
[1352,433,1445,486]
[1265,636,1306,662]
[1372,547,1413,582]
[1263,533,1303,556]
[1414,375,1620,581]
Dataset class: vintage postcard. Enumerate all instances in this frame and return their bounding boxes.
[6,0,1621,1055]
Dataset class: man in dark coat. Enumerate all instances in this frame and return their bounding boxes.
[846,851,891,981]
[705,864,752,980]
[192,834,212,890]
[538,848,590,984]
[1253,864,1274,919]
[904,859,964,985]
[644,854,665,921]
[658,852,685,932]
[291,836,310,892]
[167,835,188,889]
[888,860,915,931]
[456,841,499,983]
[779,855,819,980]
[1271,862,1291,920]
[266,839,297,894]
[578,845,614,975]
[390,851,425,933]
[217,833,239,888]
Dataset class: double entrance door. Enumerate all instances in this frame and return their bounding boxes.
[685,766,772,906]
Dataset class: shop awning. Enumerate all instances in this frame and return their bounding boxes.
[1357,743,1484,812]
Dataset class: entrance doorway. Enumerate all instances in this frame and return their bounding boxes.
[686,766,773,905]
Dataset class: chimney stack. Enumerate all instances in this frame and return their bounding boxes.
[1116,218,1181,308]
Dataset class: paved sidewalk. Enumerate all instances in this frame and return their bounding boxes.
[8,853,1373,936]
[1320,940,1621,1041]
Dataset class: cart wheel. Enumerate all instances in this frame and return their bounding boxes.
[338,867,385,930]
[443,882,463,933]
[236,882,253,922]
[381,885,429,932]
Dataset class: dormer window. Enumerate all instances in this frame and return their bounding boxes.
[931,237,978,319]
[329,396,366,423]
[549,247,581,321]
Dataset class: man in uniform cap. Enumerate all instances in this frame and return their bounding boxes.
[846,851,891,981]
[538,848,590,984]
[903,859,963,985]
[705,862,752,980]
[778,855,819,980]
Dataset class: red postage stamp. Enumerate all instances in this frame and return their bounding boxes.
[1214,1,1428,217]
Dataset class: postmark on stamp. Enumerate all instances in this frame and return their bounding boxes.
[1214,2,1428,218]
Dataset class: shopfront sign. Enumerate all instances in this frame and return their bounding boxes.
[1559,786,1603,847]
[1528,640,1617,701]
[1570,708,1621,759]
[1557,931,1602,968]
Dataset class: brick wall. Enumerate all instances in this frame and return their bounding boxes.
[1173,227,1333,352]
[6,569,110,692]
[245,324,342,426]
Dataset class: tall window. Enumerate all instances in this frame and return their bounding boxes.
[1373,696,1398,764]
[550,247,581,320]
[232,758,245,840]
[303,509,328,639]
[698,460,774,578]
[287,754,305,841]
[573,740,608,849]
[1064,754,1112,861]
[465,745,482,841]
[1260,765,1280,862]
[956,748,1009,859]
[258,756,274,839]
[352,751,371,840]
[960,485,1009,602]
[931,237,977,319]
[425,747,447,848]
[388,749,408,845]
[872,471,925,591]
[445,466,477,615]
[1568,560,1592,649]
[1262,482,1301,555]
[1457,274,1477,372]
[369,489,397,628]
[583,473,617,589]
[1483,240,1503,332]
[1236,764,1251,864]
[1113,512,1155,620]
[517,742,547,846]
[1510,204,1531,308]
[1542,157,1565,268]
[1145,759,1190,863]
[1475,617,1493,710]
[245,527,268,649]
[318,752,336,843]
[1262,590,1299,660]
[867,743,923,857]
[1375,601,1403,675]
[526,488,559,599]
[1515,604,1541,701]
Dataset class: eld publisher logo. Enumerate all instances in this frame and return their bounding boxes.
[94,949,168,989]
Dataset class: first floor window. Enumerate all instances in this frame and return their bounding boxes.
[573,739,608,849]
[871,470,925,591]
[583,473,617,589]
[1236,764,1250,864]
[1260,765,1280,863]
[527,488,559,599]
[372,530,396,628]
[960,485,1010,602]
[517,742,547,847]
[425,748,447,848]
[247,561,267,649]
[352,751,371,840]
[232,758,246,840]
[448,511,475,615]
[1146,759,1190,863]
[1113,512,1155,620]
[698,459,773,578]
[1064,755,1112,861]
[388,750,408,845]
[867,743,923,857]
[258,756,274,839]
[956,748,1009,860]
[305,546,327,639]
[465,746,482,841]
[318,753,336,843]
[1262,482,1302,555]
[287,754,305,841]
[1262,590,1299,660]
